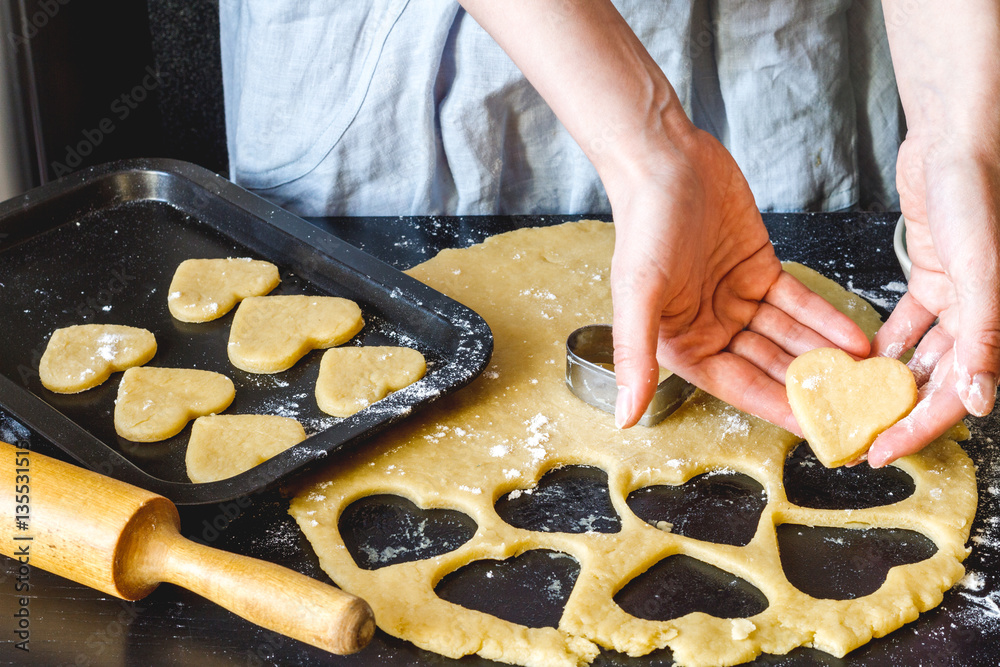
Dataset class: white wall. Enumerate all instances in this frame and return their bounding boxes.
[0,8,31,202]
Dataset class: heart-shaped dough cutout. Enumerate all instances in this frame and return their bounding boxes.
[114,367,235,442]
[39,324,157,394]
[228,295,364,373]
[786,348,917,467]
[168,258,280,322]
[316,346,426,417]
[185,414,306,483]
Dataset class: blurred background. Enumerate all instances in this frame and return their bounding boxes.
[0,0,226,201]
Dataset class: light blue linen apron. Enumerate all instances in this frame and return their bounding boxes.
[220,1,903,217]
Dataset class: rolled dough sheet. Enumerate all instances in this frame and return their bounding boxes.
[186,414,306,483]
[167,257,280,322]
[227,295,364,373]
[39,324,156,394]
[290,221,976,667]
[786,347,918,467]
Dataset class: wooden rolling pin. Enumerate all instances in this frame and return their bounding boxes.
[0,440,374,655]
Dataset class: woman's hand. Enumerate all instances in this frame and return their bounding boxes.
[866,0,1000,467]
[458,0,871,431]
[606,121,870,431]
[867,136,1000,466]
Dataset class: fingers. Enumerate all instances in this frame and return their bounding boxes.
[745,303,840,358]
[733,274,871,388]
[955,344,1000,418]
[908,325,953,386]
[727,330,794,383]
[666,348,800,435]
[610,266,665,429]
[926,162,1000,417]
[868,344,967,467]
[867,375,967,468]
[871,291,937,360]
[764,271,871,358]
[953,285,1000,416]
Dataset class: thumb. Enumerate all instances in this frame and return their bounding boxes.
[954,280,1000,417]
[611,265,663,429]
[929,157,1000,418]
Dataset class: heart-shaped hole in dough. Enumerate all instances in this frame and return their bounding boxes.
[495,465,621,534]
[626,472,767,547]
[786,348,917,468]
[227,295,364,373]
[783,441,915,510]
[436,550,580,629]
[39,324,157,394]
[615,554,769,622]
[777,524,937,599]
[339,495,477,570]
[114,367,235,442]
[168,258,280,323]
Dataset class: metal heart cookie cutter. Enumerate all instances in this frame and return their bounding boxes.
[565,324,694,427]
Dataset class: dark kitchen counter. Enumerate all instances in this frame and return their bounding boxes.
[2,211,999,667]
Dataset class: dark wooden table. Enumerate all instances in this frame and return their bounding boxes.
[2,212,999,666]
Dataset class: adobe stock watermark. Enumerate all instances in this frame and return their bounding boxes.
[241,630,287,667]
[62,599,144,667]
[10,439,32,652]
[885,0,926,30]
[5,0,74,55]
[546,0,584,28]
[841,198,896,238]
[688,18,719,62]
[587,119,628,159]
[50,66,169,178]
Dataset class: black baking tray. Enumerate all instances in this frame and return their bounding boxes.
[0,159,492,504]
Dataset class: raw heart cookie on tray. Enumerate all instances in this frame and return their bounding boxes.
[114,367,235,442]
[39,324,157,394]
[227,295,365,374]
[185,414,307,483]
[289,221,976,667]
[167,257,280,323]
[315,346,427,418]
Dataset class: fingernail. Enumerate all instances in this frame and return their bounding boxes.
[615,385,633,429]
[844,452,867,468]
[867,447,888,469]
[967,372,997,417]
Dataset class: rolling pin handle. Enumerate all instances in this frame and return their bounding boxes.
[147,529,376,655]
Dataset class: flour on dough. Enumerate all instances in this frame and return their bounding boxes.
[227,295,364,374]
[168,258,279,322]
[290,221,976,667]
[315,346,426,418]
[186,414,306,483]
[114,367,235,442]
[39,324,156,394]
[786,348,917,467]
